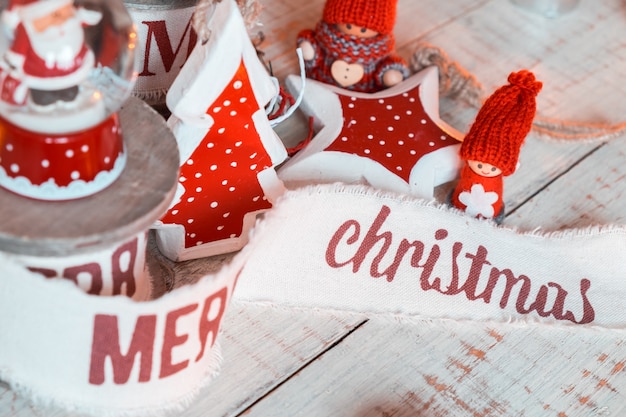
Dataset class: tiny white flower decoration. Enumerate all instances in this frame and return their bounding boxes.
[458,184,498,218]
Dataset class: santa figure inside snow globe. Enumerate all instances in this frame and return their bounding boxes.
[0,0,137,200]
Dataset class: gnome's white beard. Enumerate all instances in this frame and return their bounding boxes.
[26,16,84,71]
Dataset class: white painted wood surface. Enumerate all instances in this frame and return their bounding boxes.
[2,0,626,416]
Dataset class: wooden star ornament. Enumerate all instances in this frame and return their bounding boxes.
[279,66,463,199]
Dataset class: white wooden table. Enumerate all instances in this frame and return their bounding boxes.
[2,0,626,415]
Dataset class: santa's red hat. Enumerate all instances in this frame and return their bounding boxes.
[3,0,72,30]
[322,0,398,35]
[460,70,542,176]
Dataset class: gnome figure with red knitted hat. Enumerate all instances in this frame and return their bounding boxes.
[297,0,409,93]
[1,0,102,108]
[451,70,542,223]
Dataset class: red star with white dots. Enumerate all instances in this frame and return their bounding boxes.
[279,67,463,199]
[327,87,454,182]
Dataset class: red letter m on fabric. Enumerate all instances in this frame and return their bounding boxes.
[89,315,156,385]
[139,18,197,76]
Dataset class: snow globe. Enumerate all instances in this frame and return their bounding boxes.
[0,0,137,200]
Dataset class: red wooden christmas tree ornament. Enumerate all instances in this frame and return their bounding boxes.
[154,0,287,261]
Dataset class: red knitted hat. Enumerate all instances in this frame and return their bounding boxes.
[460,70,542,176]
[322,0,398,35]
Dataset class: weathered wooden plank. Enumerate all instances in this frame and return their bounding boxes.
[506,139,626,230]
[242,317,626,417]
[179,303,367,417]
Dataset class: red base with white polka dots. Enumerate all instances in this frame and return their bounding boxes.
[0,113,125,201]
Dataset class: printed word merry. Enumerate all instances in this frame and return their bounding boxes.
[89,287,227,385]
[28,237,141,297]
[326,205,595,324]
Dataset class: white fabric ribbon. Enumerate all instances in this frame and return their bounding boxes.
[236,184,626,329]
[0,248,243,416]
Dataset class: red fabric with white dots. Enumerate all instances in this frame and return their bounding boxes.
[324,85,455,182]
[160,60,273,249]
